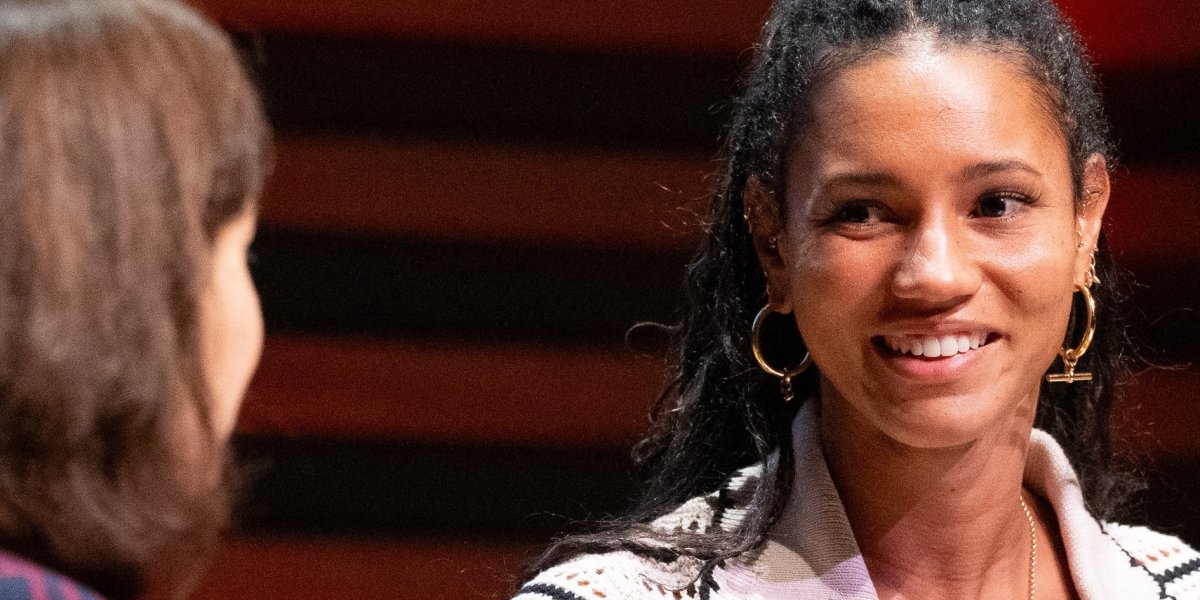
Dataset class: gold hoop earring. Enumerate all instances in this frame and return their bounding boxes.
[1046,283,1096,384]
[751,305,812,402]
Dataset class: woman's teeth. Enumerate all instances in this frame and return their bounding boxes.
[883,333,987,358]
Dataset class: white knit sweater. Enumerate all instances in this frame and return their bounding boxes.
[516,403,1200,600]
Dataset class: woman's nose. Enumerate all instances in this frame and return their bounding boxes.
[890,217,982,306]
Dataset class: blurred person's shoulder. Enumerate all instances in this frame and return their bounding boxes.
[0,549,104,600]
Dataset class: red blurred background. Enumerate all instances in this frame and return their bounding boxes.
[183,1,1200,598]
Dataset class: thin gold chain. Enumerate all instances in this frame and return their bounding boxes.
[1019,494,1038,600]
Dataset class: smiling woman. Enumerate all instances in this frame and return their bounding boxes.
[515,1,1198,600]
[760,41,1102,453]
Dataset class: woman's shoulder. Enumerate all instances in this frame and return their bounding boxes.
[1101,521,1200,596]
[513,464,764,600]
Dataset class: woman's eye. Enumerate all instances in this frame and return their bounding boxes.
[974,193,1033,219]
[978,196,1010,218]
[828,200,883,224]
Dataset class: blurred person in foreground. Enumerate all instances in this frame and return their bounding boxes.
[0,0,270,597]
[517,1,1198,599]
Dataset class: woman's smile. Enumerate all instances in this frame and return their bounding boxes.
[879,331,994,358]
[872,326,1002,383]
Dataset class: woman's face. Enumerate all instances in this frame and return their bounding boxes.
[198,208,263,440]
[752,42,1108,448]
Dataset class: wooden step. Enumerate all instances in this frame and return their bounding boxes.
[1062,0,1200,68]
[193,0,1200,68]
[1106,166,1200,269]
[260,134,709,251]
[192,536,535,600]
[238,335,664,447]
[1115,368,1200,461]
[195,0,771,57]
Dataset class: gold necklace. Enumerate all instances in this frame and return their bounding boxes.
[1019,494,1038,600]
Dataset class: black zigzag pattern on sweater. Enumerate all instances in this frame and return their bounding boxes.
[708,480,736,530]
[515,583,589,600]
[1106,530,1178,600]
[1157,557,1200,587]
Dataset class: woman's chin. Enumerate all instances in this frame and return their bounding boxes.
[875,411,996,450]
[822,361,1037,450]
[837,389,1024,450]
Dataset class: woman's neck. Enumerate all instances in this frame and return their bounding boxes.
[817,383,1038,600]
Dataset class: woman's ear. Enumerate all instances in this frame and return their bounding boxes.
[744,175,792,311]
[1074,154,1111,285]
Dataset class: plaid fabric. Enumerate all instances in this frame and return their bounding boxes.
[0,550,104,600]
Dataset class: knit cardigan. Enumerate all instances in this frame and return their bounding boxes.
[515,403,1200,600]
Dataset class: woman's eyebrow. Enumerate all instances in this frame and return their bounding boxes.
[820,171,904,190]
[957,159,1044,182]
[818,160,1044,193]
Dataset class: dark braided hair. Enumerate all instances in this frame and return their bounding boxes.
[529,0,1133,577]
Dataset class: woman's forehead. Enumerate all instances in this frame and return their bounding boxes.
[792,46,1070,182]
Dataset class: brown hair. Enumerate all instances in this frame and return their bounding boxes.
[0,0,270,596]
